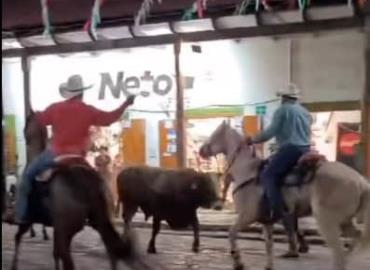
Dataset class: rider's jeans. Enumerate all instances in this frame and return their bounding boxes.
[261,144,310,218]
[15,149,56,223]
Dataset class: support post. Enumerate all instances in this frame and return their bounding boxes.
[21,55,31,118]
[21,54,31,165]
[363,17,370,179]
[174,39,186,168]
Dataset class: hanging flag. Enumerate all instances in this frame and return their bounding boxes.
[134,0,162,26]
[182,2,197,21]
[196,0,204,18]
[40,0,52,36]
[234,0,250,15]
[183,0,207,20]
[84,0,107,40]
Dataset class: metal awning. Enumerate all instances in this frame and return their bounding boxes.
[2,4,361,58]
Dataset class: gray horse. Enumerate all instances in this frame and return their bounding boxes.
[200,121,370,270]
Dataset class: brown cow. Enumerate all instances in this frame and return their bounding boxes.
[117,166,222,254]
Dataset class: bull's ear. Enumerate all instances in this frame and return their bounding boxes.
[191,182,198,190]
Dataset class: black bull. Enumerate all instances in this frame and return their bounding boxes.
[117,166,223,253]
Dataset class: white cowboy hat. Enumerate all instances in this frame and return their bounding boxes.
[59,74,93,99]
[276,83,301,99]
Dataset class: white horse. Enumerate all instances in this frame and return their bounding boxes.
[199,121,370,270]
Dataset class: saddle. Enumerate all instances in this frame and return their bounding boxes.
[30,155,91,225]
[258,151,326,187]
[35,154,90,182]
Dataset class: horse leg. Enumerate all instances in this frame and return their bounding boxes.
[54,230,75,270]
[42,225,49,241]
[281,214,299,258]
[121,202,138,237]
[11,223,32,270]
[192,214,200,253]
[114,198,120,218]
[53,230,60,270]
[148,216,161,254]
[263,224,274,270]
[30,225,36,238]
[314,209,347,270]
[340,221,361,253]
[222,174,232,203]
[296,218,309,254]
[229,216,245,270]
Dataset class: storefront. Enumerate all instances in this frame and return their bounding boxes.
[2,29,369,182]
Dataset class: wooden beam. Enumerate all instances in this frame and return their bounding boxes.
[302,101,361,112]
[21,55,31,165]
[363,21,370,179]
[2,17,363,58]
[174,39,186,168]
[21,55,31,118]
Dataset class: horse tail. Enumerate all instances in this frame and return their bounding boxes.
[88,171,137,261]
[355,183,370,253]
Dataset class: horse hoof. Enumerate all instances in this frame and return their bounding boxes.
[265,267,273,270]
[192,246,200,253]
[281,251,299,258]
[298,245,309,254]
[234,264,244,270]
[147,247,157,254]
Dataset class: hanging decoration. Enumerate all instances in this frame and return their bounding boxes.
[182,2,197,21]
[298,0,308,10]
[182,0,207,21]
[196,0,207,18]
[234,0,251,15]
[134,0,162,26]
[84,0,107,40]
[40,0,52,36]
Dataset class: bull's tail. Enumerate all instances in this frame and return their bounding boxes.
[353,183,370,254]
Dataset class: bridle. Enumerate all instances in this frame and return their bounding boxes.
[223,142,257,176]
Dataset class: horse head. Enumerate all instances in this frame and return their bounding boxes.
[199,120,256,159]
[24,111,48,158]
[199,120,231,158]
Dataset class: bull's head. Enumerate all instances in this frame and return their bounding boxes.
[190,171,223,211]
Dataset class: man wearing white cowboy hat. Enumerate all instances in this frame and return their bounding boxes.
[16,74,136,224]
[245,83,312,221]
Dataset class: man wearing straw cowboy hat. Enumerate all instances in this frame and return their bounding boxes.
[16,74,136,224]
[245,83,312,220]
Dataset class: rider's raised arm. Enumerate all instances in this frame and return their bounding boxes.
[251,106,285,144]
[88,101,131,127]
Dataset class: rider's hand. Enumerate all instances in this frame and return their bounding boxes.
[244,136,253,145]
[125,95,136,106]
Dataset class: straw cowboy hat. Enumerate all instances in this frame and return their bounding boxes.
[276,83,301,99]
[59,74,93,99]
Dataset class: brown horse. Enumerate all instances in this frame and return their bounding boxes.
[11,111,162,270]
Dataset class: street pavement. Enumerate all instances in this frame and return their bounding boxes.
[2,222,370,270]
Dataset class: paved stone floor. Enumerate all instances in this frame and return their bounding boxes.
[2,223,370,270]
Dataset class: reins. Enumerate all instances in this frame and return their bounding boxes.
[223,142,257,176]
[222,142,258,196]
